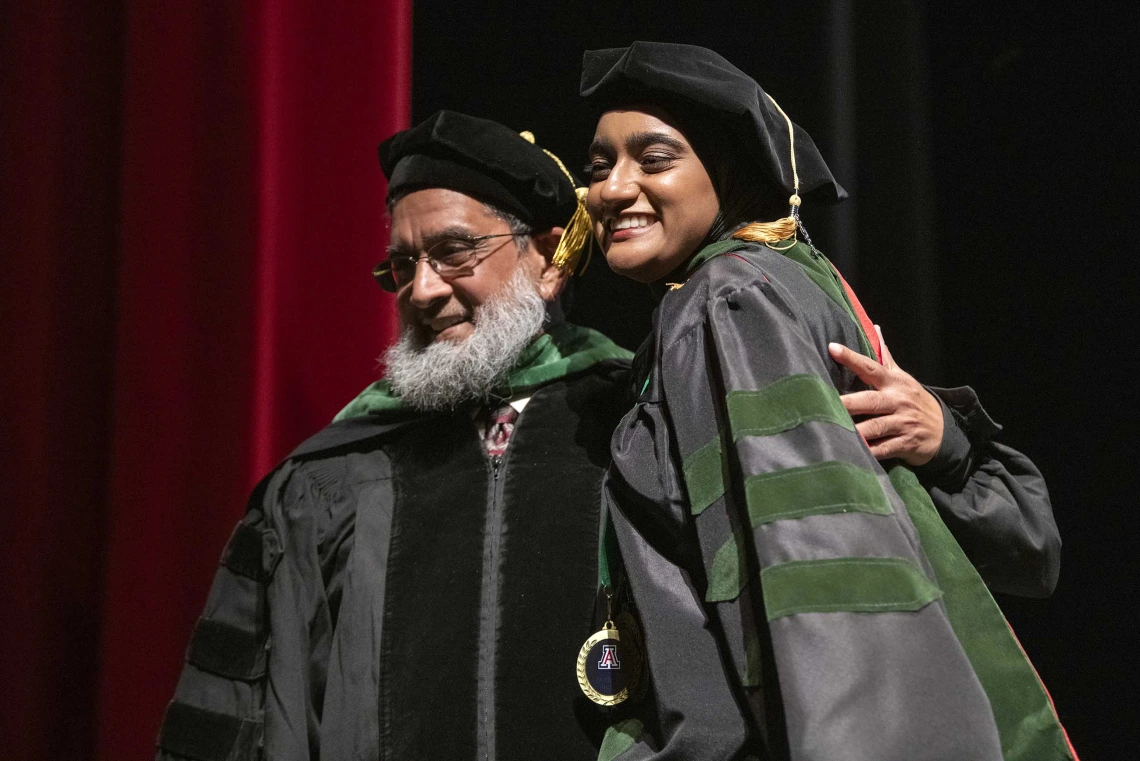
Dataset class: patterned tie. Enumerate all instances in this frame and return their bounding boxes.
[481,403,519,457]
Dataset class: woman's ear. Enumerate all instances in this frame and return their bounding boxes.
[530,226,569,301]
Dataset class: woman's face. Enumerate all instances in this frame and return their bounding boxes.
[585,106,720,283]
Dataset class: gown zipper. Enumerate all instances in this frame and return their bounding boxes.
[477,451,506,760]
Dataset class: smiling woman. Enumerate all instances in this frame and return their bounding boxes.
[578,42,1075,761]
[585,106,720,282]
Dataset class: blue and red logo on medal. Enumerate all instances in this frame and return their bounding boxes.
[576,612,645,706]
[584,639,629,697]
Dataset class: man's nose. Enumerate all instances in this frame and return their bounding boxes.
[408,258,451,309]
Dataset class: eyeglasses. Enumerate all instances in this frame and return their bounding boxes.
[372,233,521,292]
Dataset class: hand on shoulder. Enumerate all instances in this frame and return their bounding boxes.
[829,326,944,466]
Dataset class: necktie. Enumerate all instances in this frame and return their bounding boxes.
[481,403,519,457]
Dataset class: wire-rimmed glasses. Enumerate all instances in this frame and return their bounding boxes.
[372,233,520,292]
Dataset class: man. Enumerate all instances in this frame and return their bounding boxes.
[155,111,1057,761]
[155,110,633,761]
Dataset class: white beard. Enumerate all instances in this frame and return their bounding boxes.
[383,266,548,411]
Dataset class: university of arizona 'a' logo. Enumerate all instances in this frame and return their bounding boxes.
[597,644,621,670]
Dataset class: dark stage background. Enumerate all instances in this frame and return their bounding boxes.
[2,1,1137,759]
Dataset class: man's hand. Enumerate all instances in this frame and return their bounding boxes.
[829,326,944,466]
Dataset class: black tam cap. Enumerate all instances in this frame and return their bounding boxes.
[580,42,846,206]
[379,110,580,231]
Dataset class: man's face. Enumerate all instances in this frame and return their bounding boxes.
[388,188,539,345]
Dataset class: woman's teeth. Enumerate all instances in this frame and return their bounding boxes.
[613,215,652,231]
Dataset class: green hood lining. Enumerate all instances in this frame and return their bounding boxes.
[333,322,632,421]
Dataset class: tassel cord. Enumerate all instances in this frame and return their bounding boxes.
[519,129,592,274]
[732,92,804,250]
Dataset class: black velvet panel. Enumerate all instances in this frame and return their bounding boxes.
[381,415,488,759]
[220,522,265,582]
[157,702,261,761]
[496,367,629,760]
[185,617,266,681]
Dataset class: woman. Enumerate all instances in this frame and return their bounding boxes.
[578,43,1075,761]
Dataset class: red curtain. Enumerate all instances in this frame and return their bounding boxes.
[0,2,410,759]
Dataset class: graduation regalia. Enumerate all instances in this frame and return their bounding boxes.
[155,324,635,761]
[581,42,1076,761]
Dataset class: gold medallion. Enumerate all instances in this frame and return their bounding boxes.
[576,617,644,706]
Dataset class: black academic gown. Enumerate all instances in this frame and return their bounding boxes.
[600,241,1067,761]
[156,360,630,761]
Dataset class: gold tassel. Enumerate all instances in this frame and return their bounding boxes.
[732,93,802,251]
[733,215,798,245]
[551,187,593,273]
[518,129,593,273]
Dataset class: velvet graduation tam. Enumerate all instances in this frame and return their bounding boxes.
[580,42,846,205]
[379,110,581,230]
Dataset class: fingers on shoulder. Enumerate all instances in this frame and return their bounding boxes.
[856,414,906,442]
[841,390,890,416]
[829,342,885,387]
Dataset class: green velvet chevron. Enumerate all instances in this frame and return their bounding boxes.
[727,374,854,439]
[706,460,893,602]
[684,374,856,515]
[684,437,724,516]
[760,556,942,620]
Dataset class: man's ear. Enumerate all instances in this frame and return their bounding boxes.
[530,226,569,301]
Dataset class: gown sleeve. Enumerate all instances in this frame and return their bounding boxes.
[610,251,1004,761]
[155,461,335,761]
[918,386,1060,597]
